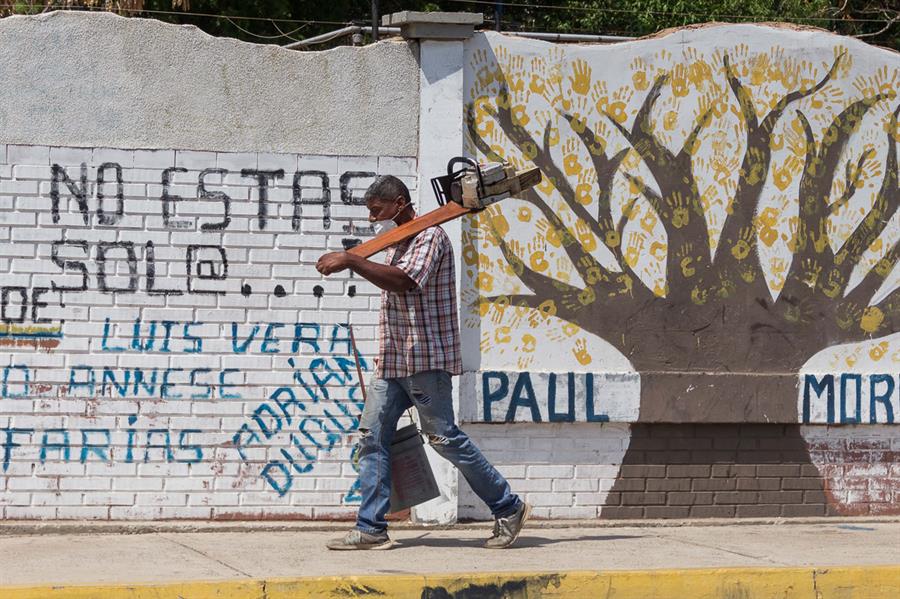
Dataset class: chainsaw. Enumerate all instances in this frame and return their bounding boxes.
[346,157,541,259]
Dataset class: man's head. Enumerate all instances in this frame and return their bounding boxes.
[364,175,414,224]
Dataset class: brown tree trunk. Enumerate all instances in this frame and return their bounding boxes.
[634,371,801,422]
[603,423,832,519]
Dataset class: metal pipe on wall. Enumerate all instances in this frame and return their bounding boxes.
[283,26,633,51]
[372,0,379,42]
[504,31,634,42]
[283,26,401,50]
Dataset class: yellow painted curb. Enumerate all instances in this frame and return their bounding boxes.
[3,565,898,598]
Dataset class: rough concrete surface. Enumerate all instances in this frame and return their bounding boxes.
[0,11,419,155]
[0,520,897,586]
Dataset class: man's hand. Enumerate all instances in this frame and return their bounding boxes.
[316,250,416,292]
[316,251,355,276]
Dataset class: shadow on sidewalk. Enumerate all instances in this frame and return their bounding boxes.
[393,533,644,549]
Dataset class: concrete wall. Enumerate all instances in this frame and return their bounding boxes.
[0,12,418,519]
[1,12,898,522]
[0,11,418,156]
[459,26,899,519]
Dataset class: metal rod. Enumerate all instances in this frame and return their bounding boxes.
[372,0,379,42]
[283,26,632,50]
[347,324,367,402]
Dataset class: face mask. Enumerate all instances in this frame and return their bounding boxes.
[372,201,410,235]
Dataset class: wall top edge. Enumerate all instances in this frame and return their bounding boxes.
[485,22,899,56]
[1,9,411,56]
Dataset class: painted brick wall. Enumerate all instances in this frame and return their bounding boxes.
[802,425,900,516]
[457,423,630,520]
[603,425,834,519]
[0,144,415,519]
[458,423,900,520]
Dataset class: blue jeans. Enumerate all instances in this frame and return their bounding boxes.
[355,369,520,534]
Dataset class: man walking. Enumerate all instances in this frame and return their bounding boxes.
[316,175,530,550]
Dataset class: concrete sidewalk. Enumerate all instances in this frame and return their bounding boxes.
[1,518,898,598]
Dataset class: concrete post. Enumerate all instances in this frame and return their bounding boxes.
[381,11,483,526]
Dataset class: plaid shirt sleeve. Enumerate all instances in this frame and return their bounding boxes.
[393,227,445,289]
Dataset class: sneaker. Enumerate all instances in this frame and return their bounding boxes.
[484,501,531,549]
[326,529,393,551]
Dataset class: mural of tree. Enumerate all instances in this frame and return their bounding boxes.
[464,38,899,422]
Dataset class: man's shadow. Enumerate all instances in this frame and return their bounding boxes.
[392,533,643,549]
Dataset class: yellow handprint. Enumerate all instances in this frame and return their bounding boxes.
[537,219,563,248]
[562,322,580,337]
[517,205,532,222]
[730,226,754,261]
[663,110,679,131]
[574,170,594,206]
[562,137,583,176]
[575,219,598,252]
[476,272,494,293]
[528,57,547,95]
[869,341,888,362]
[462,242,479,266]
[572,339,593,365]
[569,59,592,96]
[624,231,646,268]
[640,207,658,234]
[670,64,689,97]
[591,80,609,114]
[670,193,691,229]
[780,57,801,91]
[529,250,550,273]
[537,299,557,319]
[520,333,537,353]
[536,172,556,195]
[749,53,770,86]
[800,257,823,289]
[630,57,650,91]
[769,257,787,292]
[773,155,802,191]
[511,104,530,127]
[759,226,778,248]
[685,48,712,87]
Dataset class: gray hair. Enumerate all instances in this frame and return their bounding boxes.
[363,175,411,205]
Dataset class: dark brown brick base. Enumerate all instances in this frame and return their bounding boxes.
[603,424,833,519]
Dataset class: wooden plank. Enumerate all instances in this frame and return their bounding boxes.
[346,202,470,259]
[345,164,540,259]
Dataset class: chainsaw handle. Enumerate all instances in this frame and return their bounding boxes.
[431,156,483,207]
[446,157,485,205]
[446,156,478,175]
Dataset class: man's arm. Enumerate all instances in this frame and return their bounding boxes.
[316,251,416,293]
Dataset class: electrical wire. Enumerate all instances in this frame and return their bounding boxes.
[447,0,896,24]
[222,16,312,40]
[1,2,891,41]
[270,18,313,44]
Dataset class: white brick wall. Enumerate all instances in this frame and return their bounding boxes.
[457,423,631,520]
[0,144,417,520]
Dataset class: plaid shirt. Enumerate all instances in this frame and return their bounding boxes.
[377,225,462,379]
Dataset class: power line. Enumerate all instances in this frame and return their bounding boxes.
[448,0,896,24]
[222,17,312,41]
[270,18,313,44]
[2,2,891,41]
